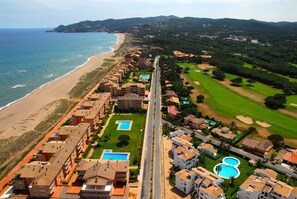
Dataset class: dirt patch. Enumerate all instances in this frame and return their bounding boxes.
[194,81,201,85]
[195,70,201,73]
[256,121,271,128]
[290,103,297,107]
[198,64,216,70]
[236,115,253,124]
[284,138,297,148]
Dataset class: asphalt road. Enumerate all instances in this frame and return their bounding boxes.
[141,56,161,199]
[164,121,297,179]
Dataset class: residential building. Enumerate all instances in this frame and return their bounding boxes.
[119,83,145,96]
[172,136,193,150]
[184,115,209,130]
[242,138,273,155]
[238,174,297,199]
[283,150,297,166]
[173,145,199,169]
[167,105,179,120]
[211,127,236,141]
[170,129,185,139]
[254,168,278,179]
[77,159,129,198]
[117,93,144,111]
[165,90,177,98]
[198,143,217,158]
[167,96,180,104]
[175,167,224,198]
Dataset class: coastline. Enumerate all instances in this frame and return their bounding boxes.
[0,33,125,139]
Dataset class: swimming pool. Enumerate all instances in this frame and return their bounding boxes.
[101,149,129,160]
[181,97,187,101]
[182,101,190,105]
[214,156,240,179]
[205,119,216,126]
[116,120,133,130]
[140,74,149,79]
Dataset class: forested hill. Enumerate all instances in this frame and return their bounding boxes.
[52,16,297,39]
[51,16,178,33]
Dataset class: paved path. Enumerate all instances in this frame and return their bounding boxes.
[0,60,121,193]
[164,121,297,179]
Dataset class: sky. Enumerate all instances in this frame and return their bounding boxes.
[0,0,296,28]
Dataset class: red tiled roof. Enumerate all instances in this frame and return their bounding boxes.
[167,105,179,116]
[284,150,297,164]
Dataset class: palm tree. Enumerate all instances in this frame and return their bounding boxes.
[248,127,257,139]
[230,176,235,186]
[230,121,237,131]
[215,164,222,174]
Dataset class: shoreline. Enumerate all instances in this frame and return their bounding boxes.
[0,33,120,112]
[0,33,125,139]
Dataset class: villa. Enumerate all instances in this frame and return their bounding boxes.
[184,115,209,130]
[169,129,185,139]
[167,96,180,104]
[77,159,129,198]
[242,138,273,156]
[167,105,179,120]
[117,93,144,111]
[175,167,224,198]
[165,90,177,98]
[198,143,217,158]
[211,127,236,141]
[283,150,297,166]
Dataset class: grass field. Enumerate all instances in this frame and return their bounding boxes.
[91,114,146,165]
[200,153,255,197]
[180,63,297,139]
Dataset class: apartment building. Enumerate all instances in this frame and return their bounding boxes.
[117,93,144,111]
[12,123,91,198]
[175,167,225,198]
[77,159,129,198]
[173,145,199,169]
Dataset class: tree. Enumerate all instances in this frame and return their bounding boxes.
[231,77,243,86]
[264,94,287,110]
[268,134,284,149]
[247,79,256,86]
[215,164,222,174]
[230,121,237,131]
[212,70,225,80]
[230,176,235,187]
[247,127,257,139]
[196,94,205,103]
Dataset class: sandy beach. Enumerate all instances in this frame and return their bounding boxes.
[0,33,125,139]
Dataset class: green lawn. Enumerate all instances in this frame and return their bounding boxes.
[91,114,146,165]
[200,153,255,197]
[180,63,297,139]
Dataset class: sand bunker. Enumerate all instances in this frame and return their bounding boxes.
[290,103,297,107]
[256,121,271,128]
[194,81,200,85]
[195,70,201,73]
[198,64,216,70]
[236,115,253,124]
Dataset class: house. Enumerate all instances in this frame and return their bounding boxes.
[170,129,185,139]
[184,115,209,130]
[165,90,177,98]
[172,136,193,150]
[173,51,195,59]
[117,93,144,111]
[198,143,217,158]
[283,150,297,166]
[77,159,129,198]
[211,127,236,141]
[242,138,273,155]
[175,167,224,198]
[167,96,180,104]
[173,145,199,169]
[167,105,179,120]
[238,174,297,199]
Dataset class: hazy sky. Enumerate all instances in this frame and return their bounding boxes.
[0,0,296,28]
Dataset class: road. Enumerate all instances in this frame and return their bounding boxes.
[140,56,161,199]
[164,121,297,179]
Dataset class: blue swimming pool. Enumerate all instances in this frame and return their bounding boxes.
[116,120,132,130]
[102,152,128,160]
[214,156,240,179]
[183,101,190,104]
[181,97,187,101]
[205,119,216,126]
[140,74,149,79]
[224,157,240,166]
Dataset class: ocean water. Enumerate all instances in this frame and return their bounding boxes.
[0,29,118,109]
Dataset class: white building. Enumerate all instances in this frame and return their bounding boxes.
[198,143,217,158]
[173,145,199,169]
[170,129,185,139]
[175,167,225,198]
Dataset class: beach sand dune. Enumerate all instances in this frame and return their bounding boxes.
[0,34,125,139]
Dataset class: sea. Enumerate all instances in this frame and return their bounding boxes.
[0,29,118,110]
